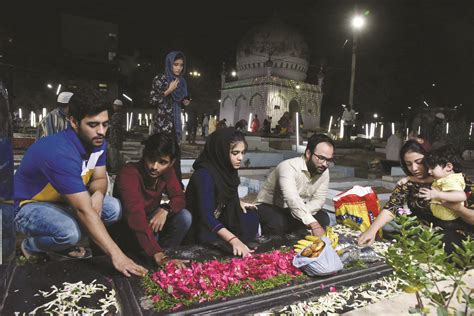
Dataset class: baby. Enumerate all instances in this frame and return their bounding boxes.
[420,145,466,221]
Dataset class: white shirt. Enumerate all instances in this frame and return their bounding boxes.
[256,156,330,225]
[342,109,355,125]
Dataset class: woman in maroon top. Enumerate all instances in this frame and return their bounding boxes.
[113,134,191,267]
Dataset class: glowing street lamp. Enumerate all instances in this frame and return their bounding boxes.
[231,71,237,77]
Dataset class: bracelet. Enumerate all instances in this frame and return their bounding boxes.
[227,236,237,243]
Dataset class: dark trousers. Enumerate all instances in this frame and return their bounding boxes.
[343,124,353,141]
[108,209,192,255]
[257,203,330,235]
[194,210,260,244]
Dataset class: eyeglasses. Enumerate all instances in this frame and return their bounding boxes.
[312,153,335,165]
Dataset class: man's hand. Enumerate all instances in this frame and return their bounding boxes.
[90,191,104,216]
[419,187,440,201]
[309,221,325,237]
[111,253,148,277]
[240,201,256,213]
[149,208,168,233]
[229,238,254,257]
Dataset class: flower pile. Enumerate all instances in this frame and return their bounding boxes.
[21,280,118,315]
[143,250,303,311]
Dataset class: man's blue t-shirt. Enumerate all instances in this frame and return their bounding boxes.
[14,127,107,206]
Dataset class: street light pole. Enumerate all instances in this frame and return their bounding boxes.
[349,31,358,111]
[348,15,365,111]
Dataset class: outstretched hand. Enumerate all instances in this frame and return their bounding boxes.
[358,230,376,246]
[112,253,148,277]
[240,201,257,214]
[229,238,254,257]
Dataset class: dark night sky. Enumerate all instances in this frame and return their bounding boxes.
[1,0,474,121]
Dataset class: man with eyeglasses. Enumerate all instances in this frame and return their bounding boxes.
[255,134,335,237]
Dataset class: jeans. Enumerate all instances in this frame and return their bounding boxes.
[151,209,192,248]
[15,195,122,254]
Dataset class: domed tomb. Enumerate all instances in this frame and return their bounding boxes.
[236,20,310,81]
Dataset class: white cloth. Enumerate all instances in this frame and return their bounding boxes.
[255,156,330,225]
[57,92,73,104]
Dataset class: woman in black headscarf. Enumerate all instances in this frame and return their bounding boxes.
[186,128,259,257]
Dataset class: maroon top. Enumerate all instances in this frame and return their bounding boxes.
[114,161,185,256]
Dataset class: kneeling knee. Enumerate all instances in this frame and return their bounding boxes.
[56,227,82,246]
[176,209,192,230]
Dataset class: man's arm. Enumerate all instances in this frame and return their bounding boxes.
[64,191,147,277]
[277,163,317,226]
[88,166,108,216]
[164,168,185,213]
[88,166,108,195]
[304,171,329,214]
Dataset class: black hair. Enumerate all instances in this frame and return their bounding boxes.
[175,52,185,62]
[399,140,427,176]
[305,133,335,155]
[425,144,462,173]
[68,87,110,123]
[143,133,179,161]
[230,130,248,151]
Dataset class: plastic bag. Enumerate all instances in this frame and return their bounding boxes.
[333,185,381,233]
[338,245,383,265]
[292,237,343,276]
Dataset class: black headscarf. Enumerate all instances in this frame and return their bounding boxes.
[192,127,243,235]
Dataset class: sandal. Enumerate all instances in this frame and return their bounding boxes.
[47,246,93,261]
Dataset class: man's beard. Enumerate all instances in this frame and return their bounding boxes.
[77,128,103,151]
[306,160,326,175]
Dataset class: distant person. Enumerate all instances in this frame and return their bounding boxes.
[113,133,191,267]
[255,134,334,236]
[186,128,258,257]
[235,119,247,132]
[380,131,403,173]
[342,106,356,141]
[186,109,198,144]
[36,91,74,139]
[251,114,260,133]
[209,116,217,134]
[108,99,125,173]
[262,117,271,135]
[202,114,209,137]
[149,51,191,184]
[216,118,227,129]
[278,112,290,135]
[14,89,147,277]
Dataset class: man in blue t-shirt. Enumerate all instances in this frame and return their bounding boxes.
[14,89,147,277]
